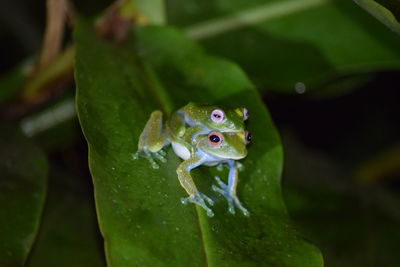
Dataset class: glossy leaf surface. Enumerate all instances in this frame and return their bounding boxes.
[75,21,322,266]
[0,124,48,266]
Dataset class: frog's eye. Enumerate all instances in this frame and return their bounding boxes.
[211,109,225,123]
[208,131,223,146]
[244,130,252,145]
[243,108,249,121]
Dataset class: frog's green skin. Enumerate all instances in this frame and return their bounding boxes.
[173,102,246,138]
[134,103,248,169]
[133,104,250,216]
[176,131,250,217]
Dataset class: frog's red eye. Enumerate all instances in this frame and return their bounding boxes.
[244,130,252,145]
[208,131,223,146]
[211,109,224,123]
[243,108,249,121]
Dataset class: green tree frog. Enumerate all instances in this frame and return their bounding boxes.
[133,103,251,217]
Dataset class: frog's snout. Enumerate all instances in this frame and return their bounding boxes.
[228,122,244,132]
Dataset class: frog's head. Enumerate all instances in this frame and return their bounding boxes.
[196,130,252,160]
[184,103,249,132]
[208,107,249,132]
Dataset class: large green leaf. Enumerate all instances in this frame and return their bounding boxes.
[0,123,48,266]
[354,0,400,35]
[75,20,322,266]
[166,0,400,93]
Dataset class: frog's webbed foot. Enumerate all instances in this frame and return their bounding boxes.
[212,176,250,216]
[132,149,167,169]
[181,192,214,217]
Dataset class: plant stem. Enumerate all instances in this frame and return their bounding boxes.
[185,0,330,40]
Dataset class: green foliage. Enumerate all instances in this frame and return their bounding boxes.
[354,0,400,34]
[282,134,400,266]
[74,20,322,266]
[0,63,27,104]
[166,0,400,93]
[27,170,105,267]
[1,0,399,266]
[0,124,48,266]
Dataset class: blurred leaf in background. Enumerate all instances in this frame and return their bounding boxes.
[354,0,400,35]
[26,166,105,267]
[166,0,400,95]
[282,132,400,266]
[0,123,48,266]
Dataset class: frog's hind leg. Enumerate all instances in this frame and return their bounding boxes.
[133,110,169,169]
[212,160,250,216]
[177,156,215,217]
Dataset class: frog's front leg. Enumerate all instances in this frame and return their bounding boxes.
[167,112,196,156]
[182,125,205,155]
[212,160,250,216]
[177,156,215,217]
[133,110,168,169]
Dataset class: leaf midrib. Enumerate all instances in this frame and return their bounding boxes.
[133,57,213,266]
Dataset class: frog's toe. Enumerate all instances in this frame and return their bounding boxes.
[213,176,227,189]
[228,202,236,215]
[144,156,159,169]
[200,192,214,206]
[212,177,250,216]
[133,149,166,168]
[237,162,245,172]
[212,176,229,196]
[132,152,140,160]
[224,194,250,216]
[211,184,224,195]
[153,150,167,163]
[181,193,214,217]
[242,208,250,217]
[204,208,214,217]
[233,198,250,216]
[216,164,224,172]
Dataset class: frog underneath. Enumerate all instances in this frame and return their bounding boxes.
[133,103,252,217]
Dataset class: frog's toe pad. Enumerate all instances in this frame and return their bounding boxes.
[181,193,214,217]
[153,150,167,163]
[212,177,250,216]
[216,164,224,172]
[200,192,214,206]
[237,162,245,172]
[228,204,235,215]
[158,149,167,156]
[213,176,227,189]
[132,149,166,169]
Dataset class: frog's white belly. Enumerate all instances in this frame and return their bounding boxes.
[171,142,224,166]
[171,142,191,160]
